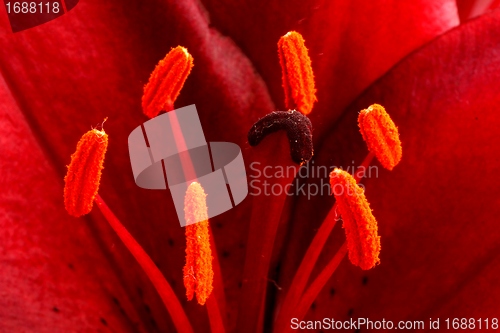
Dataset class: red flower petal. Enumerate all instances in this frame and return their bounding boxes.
[455,0,500,21]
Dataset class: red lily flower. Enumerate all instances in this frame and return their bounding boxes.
[1,0,500,332]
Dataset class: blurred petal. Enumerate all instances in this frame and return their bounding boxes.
[279,8,500,323]
[456,0,500,21]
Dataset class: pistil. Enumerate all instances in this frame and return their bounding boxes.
[248,110,314,165]
[239,31,317,332]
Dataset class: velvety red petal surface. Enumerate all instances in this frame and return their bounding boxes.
[455,0,500,21]
[278,8,500,327]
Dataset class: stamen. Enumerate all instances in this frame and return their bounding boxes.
[278,31,317,115]
[239,126,302,332]
[248,110,313,165]
[358,104,402,170]
[64,130,194,332]
[64,129,108,217]
[330,168,381,270]
[142,46,194,118]
[274,153,375,332]
[183,182,214,306]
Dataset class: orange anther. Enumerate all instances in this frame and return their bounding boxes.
[142,46,194,118]
[358,104,402,170]
[64,129,108,217]
[278,31,317,115]
[330,168,380,270]
[183,182,214,305]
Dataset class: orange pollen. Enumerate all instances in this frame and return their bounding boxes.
[64,129,108,217]
[329,168,381,270]
[278,31,317,115]
[358,104,402,170]
[183,182,214,306]
[142,46,194,118]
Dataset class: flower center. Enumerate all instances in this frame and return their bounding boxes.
[61,27,403,333]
